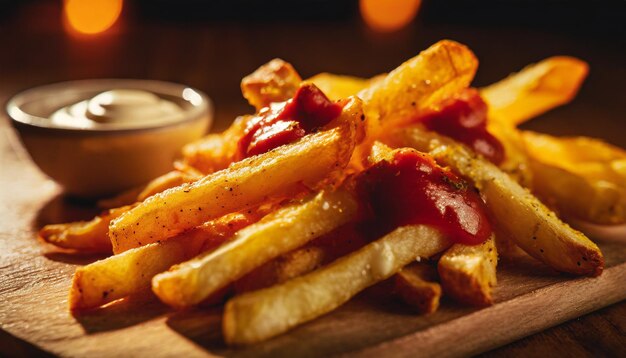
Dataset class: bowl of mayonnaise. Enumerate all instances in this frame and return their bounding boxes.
[7,79,212,198]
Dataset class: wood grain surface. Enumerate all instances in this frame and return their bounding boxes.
[1,114,625,357]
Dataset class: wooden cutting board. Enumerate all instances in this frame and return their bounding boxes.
[1,122,625,358]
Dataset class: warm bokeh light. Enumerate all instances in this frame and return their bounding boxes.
[360,0,421,33]
[64,0,123,35]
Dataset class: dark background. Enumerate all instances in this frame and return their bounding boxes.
[0,0,624,143]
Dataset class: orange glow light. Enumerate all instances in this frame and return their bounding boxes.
[360,0,421,33]
[64,0,123,35]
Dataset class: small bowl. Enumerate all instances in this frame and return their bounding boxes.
[8,79,212,198]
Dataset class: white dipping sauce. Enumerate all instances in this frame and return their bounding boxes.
[51,89,185,129]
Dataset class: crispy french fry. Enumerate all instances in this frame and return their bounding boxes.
[480,56,588,126]
[306,73,371,101]
[398,126,604,276]
[523,131,626,225]
[438,235,498,306]
[362,40,478,137]
[69,236,203,311]
[152,190,358,308]
[395,262,442,314]
[69,209,266,310]
[110,98,362,252]
[39,205,133,253]
[241,58,302,110]
[223,225,451,345]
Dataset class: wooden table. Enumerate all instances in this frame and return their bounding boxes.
[1,3,625,356]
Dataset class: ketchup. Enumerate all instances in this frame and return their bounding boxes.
[357,149,492,245]
[418,89,504,165]
[238,84,343,158]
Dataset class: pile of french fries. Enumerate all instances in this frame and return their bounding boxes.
[40,40,626,345]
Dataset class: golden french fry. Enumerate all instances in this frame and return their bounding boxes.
[223,225,451,345]
[480,56,588,126]
[523,131,626,224]
[306,73,371,101]
[110,98,361,253]
[395,262,442,314]
[241,58,302,110]
[362,40,478,137]
[69,236,203,311]
[438,235,498,306]
[69,209,266,310]
[398,126,604,276]
[39,205,133,253]
[152,190,358,308]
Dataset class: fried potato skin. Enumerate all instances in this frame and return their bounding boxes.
[152,190,358,308]
[222,225,450,345]
[438,235,498,306]
[397,127,604,276]
[110,98,362,253]
[395,262,442,314]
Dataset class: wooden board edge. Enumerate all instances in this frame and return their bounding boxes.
[350,262,626,358]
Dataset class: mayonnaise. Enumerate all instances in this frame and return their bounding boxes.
[51,89,185,129]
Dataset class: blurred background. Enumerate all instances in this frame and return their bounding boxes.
[0,0,625,142]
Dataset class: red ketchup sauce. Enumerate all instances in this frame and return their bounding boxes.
[418,89,504,165]
[356,149,492,245]
[237,84,343,158]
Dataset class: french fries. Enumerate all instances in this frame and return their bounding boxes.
[36,41,621,346]
[438,235,498,306]
[362,40,478,138]
[39,205,133,253]
[69,209,266,310]
[480,56,588,126]
[110,98,361,253]
[223,225,451,345]
[69,235,203,311]
[395,262,442,314]
[397,126,604,276]
[152,190,358,308]
[523,131,626,225]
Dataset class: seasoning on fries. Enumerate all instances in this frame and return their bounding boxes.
[38,39,620,345]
